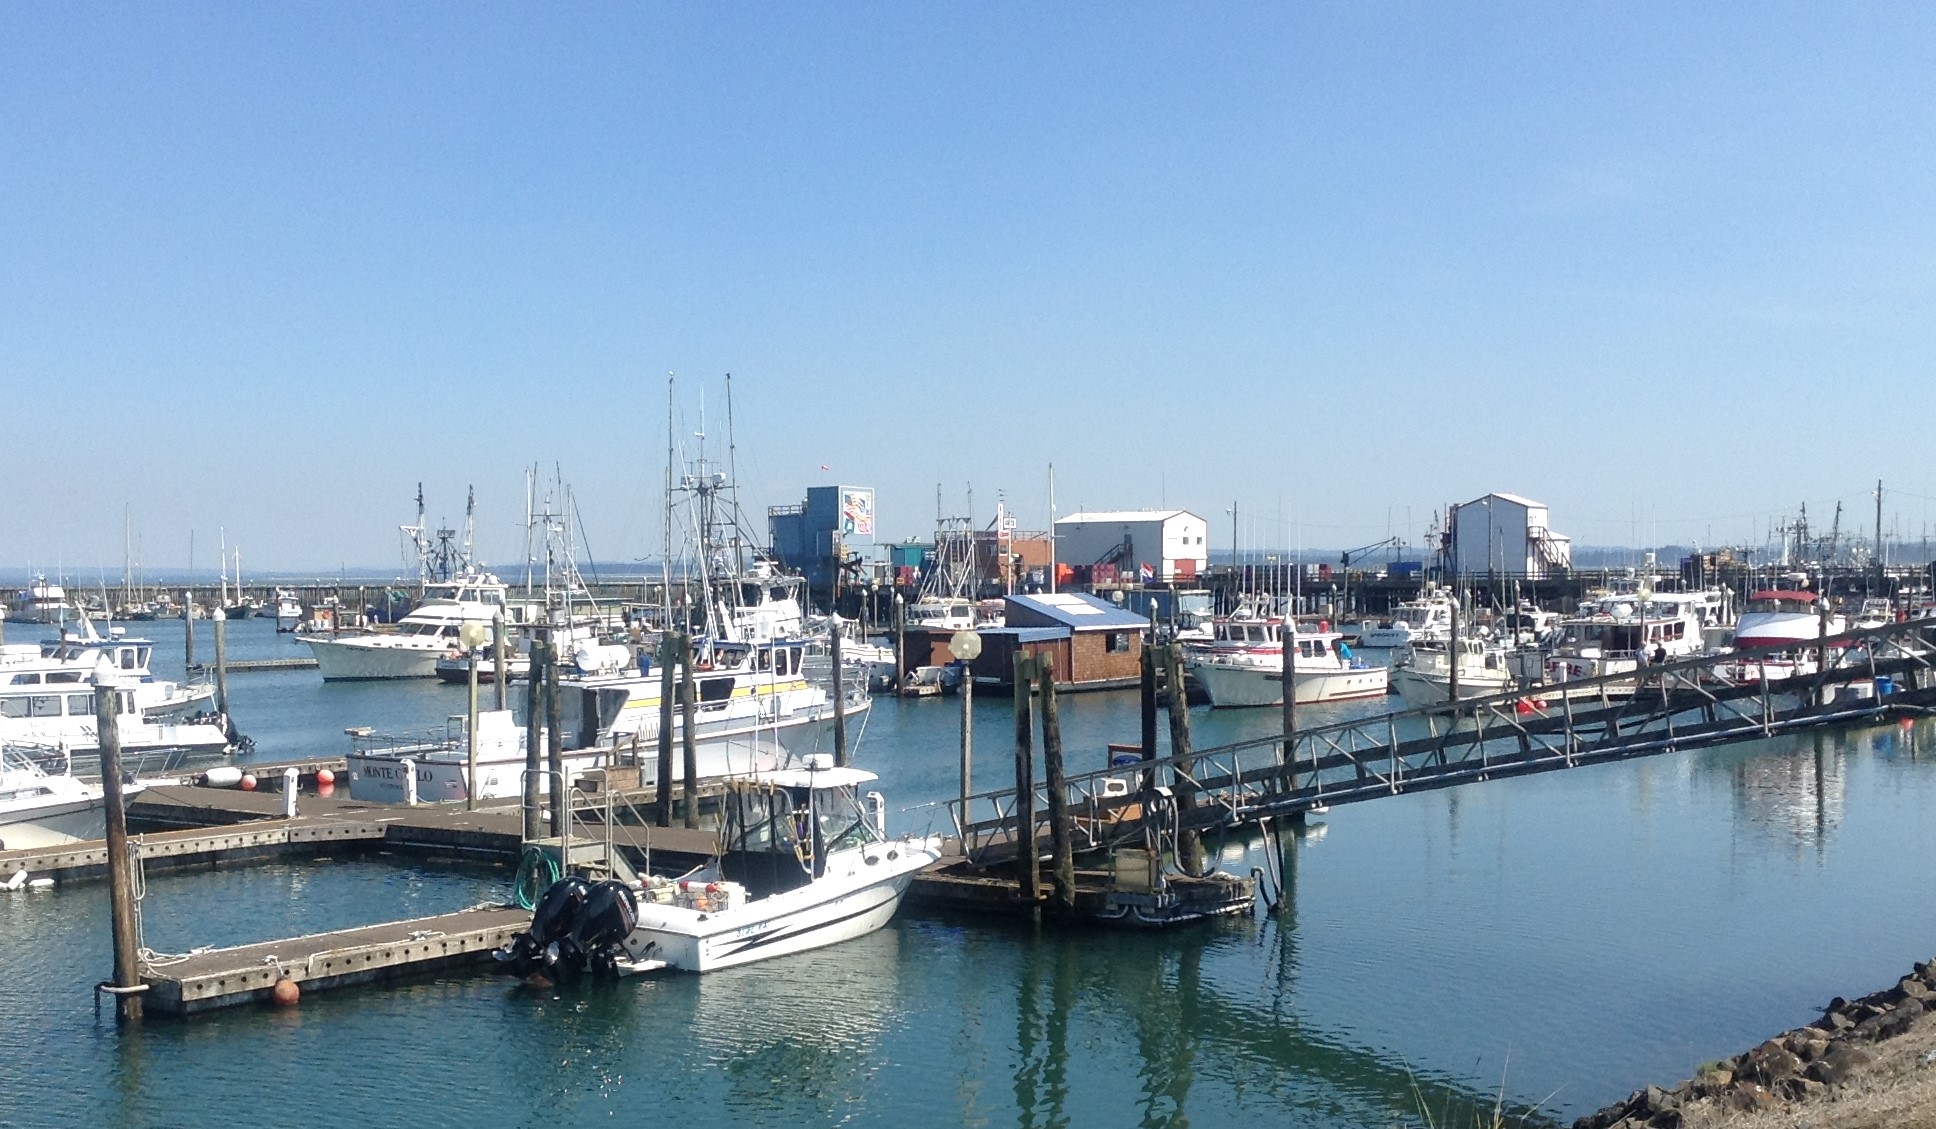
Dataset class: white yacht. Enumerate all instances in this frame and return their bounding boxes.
[0,746,110,851]
[1357,590,1456,649]
[495,756,940,977]
[301,572,513,680]
[11,577,74,625]
[3,621,213,719]
[1188,615,1388,707]
[269,589,304,632]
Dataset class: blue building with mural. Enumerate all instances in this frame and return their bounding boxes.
[768,484,876,595]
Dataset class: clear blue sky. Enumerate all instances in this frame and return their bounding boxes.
[5,3,1934,574]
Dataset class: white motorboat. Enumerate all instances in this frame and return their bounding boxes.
[11,576,75,625]
[301,572,513,680]
[269,589,304,632]
[0,675,232,777]
[1187,615,1388,708]
[495,755,940,977]
[1391,637,1517,709]
[0,745,110,851]
[1357,590,1456,649]
[617,761,939,972]
[4,621,214,720]
[905,596,977,631]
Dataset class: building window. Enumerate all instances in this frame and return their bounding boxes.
[1106,632,1131,654]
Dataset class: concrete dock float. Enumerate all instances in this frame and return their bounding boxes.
[141,905,530,1015]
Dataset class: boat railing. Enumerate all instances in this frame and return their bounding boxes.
[343,721,462,758]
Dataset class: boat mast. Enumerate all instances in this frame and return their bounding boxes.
[726,372,743,576]
[663,373,675,630]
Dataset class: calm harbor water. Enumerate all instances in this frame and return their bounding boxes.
[5,615,1936,1127]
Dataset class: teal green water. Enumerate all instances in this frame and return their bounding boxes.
[5,617,1935,1127]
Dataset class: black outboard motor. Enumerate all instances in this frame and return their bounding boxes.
[495,875,591,979]
[571,880,639,977]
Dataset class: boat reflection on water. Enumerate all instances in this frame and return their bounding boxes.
[1728,731,1847,851]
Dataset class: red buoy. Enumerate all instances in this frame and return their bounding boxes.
[315,768,336,787]
[239,773,258,792]
[271,977,300,1006]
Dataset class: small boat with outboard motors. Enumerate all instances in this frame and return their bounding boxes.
[494,755,940,977]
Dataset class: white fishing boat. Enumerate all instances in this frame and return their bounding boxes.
[1391,636,1517,709]
[1542,590,1712,686]
[1357,590,1456,649]
[343,710,599,804]
[0,745,112,851]
[1187,615,1387,707]
[3,620,214,719]
[0,680,231,778]
[1733,589,1845,649]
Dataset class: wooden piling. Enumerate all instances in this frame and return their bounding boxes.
[680,634,698,830]
[1038,655,1076,912]
[893,595,907,695]
[1279,623,1297,773]
[831,621,847,767]
[1164,643,1205,874]
[212,610,229,717]
[521,638,544,842]
[656,632,677,826]
[544,635,564,838]
[1013,653,1039,911]
[492,612,507,712]
[94,683,142,1023]
[465,643,480,813]
[1447,601,1461,707]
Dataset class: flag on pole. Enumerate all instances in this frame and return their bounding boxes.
[1139,562,1155,584]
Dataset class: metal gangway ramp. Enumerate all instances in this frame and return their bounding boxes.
[941,619,1936,867]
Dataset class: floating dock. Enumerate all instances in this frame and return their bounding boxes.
[2,817,385,884]
[140,905,530,1015]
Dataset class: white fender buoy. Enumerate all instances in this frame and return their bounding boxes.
[4,870,26,891]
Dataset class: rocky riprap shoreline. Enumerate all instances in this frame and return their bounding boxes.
[1575,958,1936,1129]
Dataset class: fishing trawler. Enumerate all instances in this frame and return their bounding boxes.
[1187,614,1387,707]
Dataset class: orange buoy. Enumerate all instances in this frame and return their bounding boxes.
[239,773,258,792]
[315,768,336,787]
[271,977,300,1006]
[1514,698,1537,716]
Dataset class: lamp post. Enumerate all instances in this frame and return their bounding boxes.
[459,622,488,810]
[950,629,983,809]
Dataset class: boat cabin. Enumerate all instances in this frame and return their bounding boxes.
[1746,590,1818,616]
[717,760,883,895]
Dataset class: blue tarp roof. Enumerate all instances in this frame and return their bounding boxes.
[1005,592,1150,630]
[974,626,1068,643]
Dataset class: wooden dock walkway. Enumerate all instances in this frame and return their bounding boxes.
[141,905,530,1015]
[2,816,386,884]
